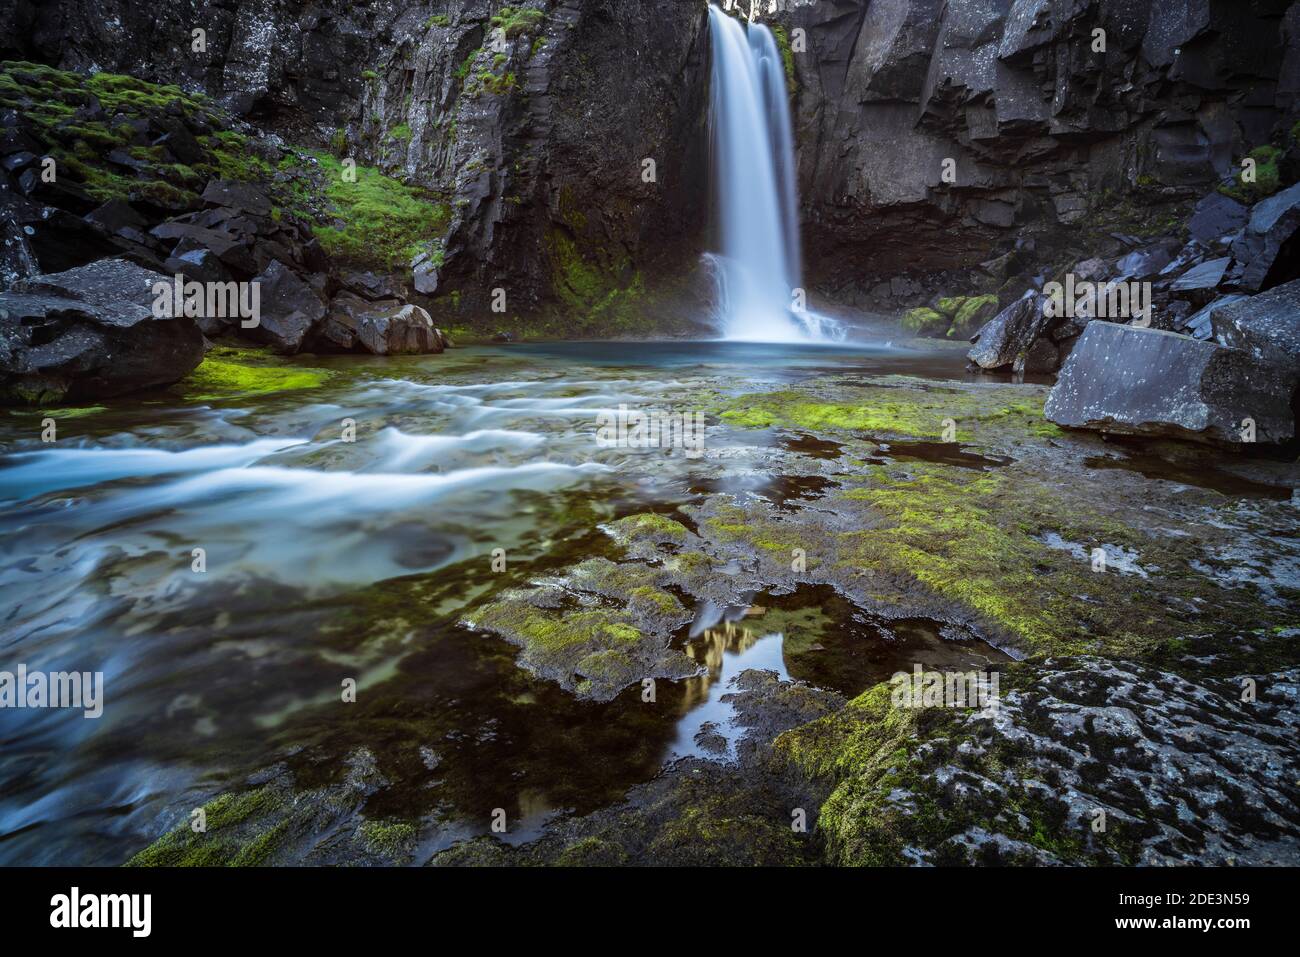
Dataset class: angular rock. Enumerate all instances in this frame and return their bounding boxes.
[1044,322,1296,445]
[247,259,326,354]
[1014,336,1059,375]
[1188,191,1249,244]
[967,294,1051,370]
[312,291,400,352]
[356,304,445,356]
[1170,256,1230,292]
[342,269,405,301]
[1182,293,1247,340]
[200,179,272,217]
[1211,280,1300,367]
[0,258,204,403]
[1231,182,1300,292]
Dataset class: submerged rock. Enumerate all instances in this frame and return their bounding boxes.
[1044,321,1295,445]
[0,257,204,403]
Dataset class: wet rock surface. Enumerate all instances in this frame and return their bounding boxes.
[0,257,205,402]
[1044,321,1298,445]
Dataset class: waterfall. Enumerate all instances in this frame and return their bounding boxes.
[706,5,841,342]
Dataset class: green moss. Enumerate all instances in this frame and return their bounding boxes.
[720,391,950,439]
[900,307,948,337]
[952,294,999,336]
[604,512,690,546]
[126,786,285,867]
[425,14,450,28]
[555,836,628,866]
[179,349,332,400]
[305,151,450,270]
[490,6,546,39]
[359,819,418,858]
[386,123,412,142]
[1220,145,1282,203]
[770,24,797,93]
[361,69,378,81]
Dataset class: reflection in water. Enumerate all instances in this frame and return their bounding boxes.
[670,611,788,761]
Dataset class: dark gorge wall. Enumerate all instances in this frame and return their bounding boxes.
[1,0,711,325]
[775,0,1300,309]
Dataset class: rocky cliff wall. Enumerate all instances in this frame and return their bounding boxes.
[773,0,1300,309]
[1,1,711,326]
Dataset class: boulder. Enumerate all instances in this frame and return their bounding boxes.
[356,304,446,356]
[0,258,204,403]
[200,179,272,217]
[1044,322,1296,445]
[1231,182,1300,292]
[246,259,327,354]
[1211,280,1300,368]
[1188,192,1248,244]
[312,291,400,352]
[1182,294,1247,340]
[967,294,1052,370]
[342,269,405,301]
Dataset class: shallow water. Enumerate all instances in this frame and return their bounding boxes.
[0,339,1011,863]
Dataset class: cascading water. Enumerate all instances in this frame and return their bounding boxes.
[706,5,843,342]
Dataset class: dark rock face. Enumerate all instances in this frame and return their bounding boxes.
[248,259,327,355]
[0,258,204,402]
[3,1,712,320]
[779,0,1299,306]
[1044,321,1296,444]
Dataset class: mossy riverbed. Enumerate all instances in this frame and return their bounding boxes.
[1,341,1296,866]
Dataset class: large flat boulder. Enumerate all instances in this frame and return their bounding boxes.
[0,258,204,403]
[1044,321,1296,445]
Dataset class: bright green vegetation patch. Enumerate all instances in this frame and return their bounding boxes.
[126,786,286,867]
[491,6,546,39]
[359,819,418,859]
[302,151,450,271]
[718,384,1061,442]
[1220,145,1282,204]
[0,61,234,206]
[425,14,450,29]
[835,459,1288,656]
[603,512,691,547]
[720,390,950,439]
[179,347,332,400]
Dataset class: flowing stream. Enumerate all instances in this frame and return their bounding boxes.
[0,342,1004,864]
